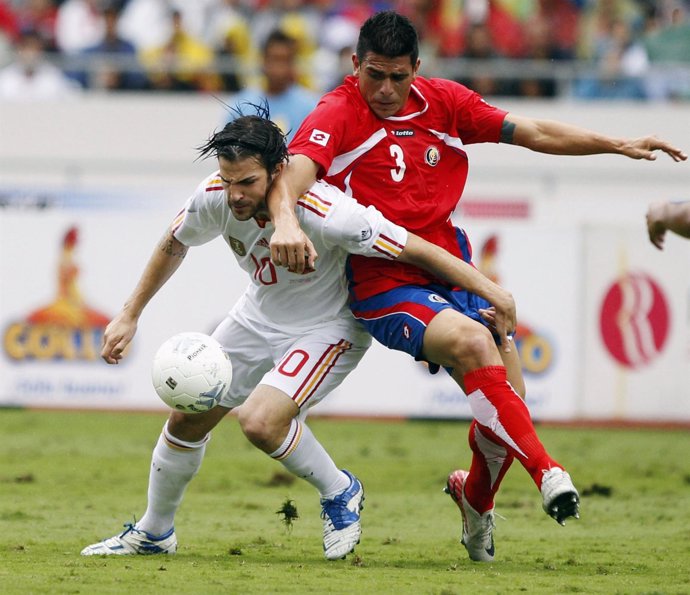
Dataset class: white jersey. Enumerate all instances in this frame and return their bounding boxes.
[172,173,409,332]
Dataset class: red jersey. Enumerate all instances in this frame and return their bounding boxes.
[288,75,507,300]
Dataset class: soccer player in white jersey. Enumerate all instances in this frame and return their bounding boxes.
[80,108,516,560]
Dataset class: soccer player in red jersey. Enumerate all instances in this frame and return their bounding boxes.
[267,11,687,562]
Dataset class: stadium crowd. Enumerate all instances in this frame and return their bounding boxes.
[0,0,689,100]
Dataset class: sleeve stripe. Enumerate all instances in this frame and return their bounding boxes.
[373,235,404,258]
[170,208,186,232]
[379,233,404,250]
[297,199,327,218]
[205,177,223,192]
[297,190,332,216]
[304,189,332,206]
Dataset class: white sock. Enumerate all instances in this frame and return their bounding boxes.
[269,418,349,499]
[137,422,209,536]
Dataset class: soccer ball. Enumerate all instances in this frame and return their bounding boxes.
[151,332,232,414]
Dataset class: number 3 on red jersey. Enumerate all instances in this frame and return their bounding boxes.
[389,144,406,182]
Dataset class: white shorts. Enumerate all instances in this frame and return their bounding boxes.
[211,306,372,410]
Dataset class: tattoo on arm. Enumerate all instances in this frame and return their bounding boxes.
[500,120,516,144]
[158,233,188,259]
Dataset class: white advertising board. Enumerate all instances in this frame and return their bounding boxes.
[3,199,689,422]
[582,226,690,421]
[0,203,244,411]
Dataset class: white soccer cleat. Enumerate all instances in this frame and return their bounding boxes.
[445,469,495,562]
[320,470,364,560]
[80,523,177,556]
[541,467,580,525]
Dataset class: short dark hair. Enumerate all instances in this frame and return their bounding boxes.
[197,104,289,174]
[356,11,419,66]
[262,29,297,55]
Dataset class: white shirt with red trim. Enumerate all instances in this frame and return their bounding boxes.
[172,173,408,331]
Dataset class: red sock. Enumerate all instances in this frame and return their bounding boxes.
[463,366,562,488]
[463,420,514,513]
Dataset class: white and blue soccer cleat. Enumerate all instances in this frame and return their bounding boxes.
[320,470,364,560]
[80,523,177,556]
[445,469,496,562]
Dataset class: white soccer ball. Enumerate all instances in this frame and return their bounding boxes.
[151,332,232,414]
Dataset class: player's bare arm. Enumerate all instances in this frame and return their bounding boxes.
[267,154,320,273]
[101,228,188,364]
[646,200,690,250]
[503,114,688,162]
[399,234,516,351]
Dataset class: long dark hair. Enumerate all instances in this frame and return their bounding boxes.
[197,102,289,174]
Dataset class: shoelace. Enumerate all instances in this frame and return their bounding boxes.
[118,522,139,538]
[321,486,358,525]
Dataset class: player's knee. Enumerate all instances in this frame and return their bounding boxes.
[237,403,279,448]
[167,411,214,443]
[447,326,499,370]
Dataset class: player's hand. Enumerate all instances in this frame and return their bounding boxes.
[646,201,668,250]
[479,289,516,353]
[623,136,688,162]
[101,312,138,364]
[270,220,318,274]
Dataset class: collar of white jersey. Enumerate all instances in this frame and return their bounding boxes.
[384,84,428,121]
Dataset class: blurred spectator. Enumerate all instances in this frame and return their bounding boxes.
[0,29,82,99]
[223,29,319,141]
[14,0,59,53]
[577,0,642,61]
[139,9,220,92]
[205,0,255,93]
[574,17,649,99]
[250,0,321,88]
[644,2,690,99]
[77,3,148,90]
[394,0,475,59]
[0,1,18,66]
[117,0,173,51]
[55,0,106,54]
[531,0,580,59]
[0,1,19,43]
[456,22,516,96]
[517,15,571,97]
[313,13,359,92]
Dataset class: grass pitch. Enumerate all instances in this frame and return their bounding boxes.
[1,409,690,594]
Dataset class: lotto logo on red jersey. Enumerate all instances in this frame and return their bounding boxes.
[309,129,331,146]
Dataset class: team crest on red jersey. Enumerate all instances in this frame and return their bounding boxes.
[425,146,440,167]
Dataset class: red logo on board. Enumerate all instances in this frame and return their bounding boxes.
[599,272,669,368]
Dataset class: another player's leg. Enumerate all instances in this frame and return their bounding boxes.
[239,385,364,560]
[425,310,579,524]
[445,421,514,561]
[81,407,229,556]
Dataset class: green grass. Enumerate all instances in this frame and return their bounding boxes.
[1,410,690,594]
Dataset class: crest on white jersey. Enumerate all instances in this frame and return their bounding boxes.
[228,236,246,256]
[309,129,331,147]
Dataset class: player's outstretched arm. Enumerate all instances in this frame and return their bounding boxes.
[504,114,688,162]
[102,228,188,364]
[267,154,320,273]
[398,234,516,351]
[646,200,690,250]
